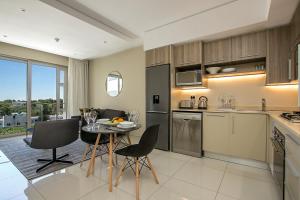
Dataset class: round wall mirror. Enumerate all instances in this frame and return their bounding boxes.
[106,71,123,97]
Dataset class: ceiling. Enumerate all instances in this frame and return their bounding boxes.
[0,0,298,59]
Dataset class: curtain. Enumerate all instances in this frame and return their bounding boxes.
[67,58,89,117]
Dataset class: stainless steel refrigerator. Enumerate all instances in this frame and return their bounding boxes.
[146,64,170,151]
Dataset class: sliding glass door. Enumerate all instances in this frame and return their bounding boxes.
[0,56,67,135]
[28,62,67,127]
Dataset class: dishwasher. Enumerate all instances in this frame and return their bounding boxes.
[172,111,202,157]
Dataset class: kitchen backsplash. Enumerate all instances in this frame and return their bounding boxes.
[172,74,299,111]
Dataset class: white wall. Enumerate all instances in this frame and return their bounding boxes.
[89,47,145,136]
[0,42,68,66]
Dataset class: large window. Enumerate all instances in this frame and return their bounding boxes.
[0,57,67,135]
[0,58,27,136]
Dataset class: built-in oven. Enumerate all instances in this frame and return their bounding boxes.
[271,127,285,199]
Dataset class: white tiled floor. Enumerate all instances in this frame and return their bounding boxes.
[0,138,281,200]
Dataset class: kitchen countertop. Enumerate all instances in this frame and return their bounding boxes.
[172,108,267,114]
[268,112,300,142]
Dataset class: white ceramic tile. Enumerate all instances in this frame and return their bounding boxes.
[0,174,31,200]
[173,158,227,191]
[80,157,120,182]
[31,164,106,200]
[0,150,9,164]
[219,172,281,200]
[116,169,169,200]
[150,153,187,176]
[150,178,216,200]
[189,157,228,171]
[151,150,193,162]
[80,184,135,200]
[9,185,45,200]
[226,163,275,183]
[216,193,239,200]
[0,162,24,181]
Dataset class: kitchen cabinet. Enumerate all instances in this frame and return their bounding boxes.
[266,25,292,84]
[204,38,232,65]
[290,4,300,83]
[203,112,267,161]
[203,112,231,155]
[229,113,267,161]
[174,41,202,67]
[231,31,266,61]
[290,4,300,48]
[146,46,170,67]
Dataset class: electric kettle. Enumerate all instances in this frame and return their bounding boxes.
[198,96,208,109]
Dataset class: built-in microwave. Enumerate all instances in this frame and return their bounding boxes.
[175,69,202,86]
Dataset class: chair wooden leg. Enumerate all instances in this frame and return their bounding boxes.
[146,157,159,184]
[109,133,113,192]
[86,134,100,177]
[135,157,140,200]
[80,144,90,167]
[115,153,118,166]
[114,157,127,187]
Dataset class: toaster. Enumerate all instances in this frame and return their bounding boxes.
[179,100,194,109]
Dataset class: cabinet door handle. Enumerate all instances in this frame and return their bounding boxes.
[288,59,292,80]
[206,114,225,117]
[232,116,235,134]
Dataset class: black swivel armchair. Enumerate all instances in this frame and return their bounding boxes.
[114,125,160,200]
[24,118,80,173]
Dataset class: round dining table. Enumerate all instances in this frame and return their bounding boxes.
[82,123,141,192]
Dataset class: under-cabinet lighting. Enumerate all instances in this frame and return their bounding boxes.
[180,88,210,93]
[265,84,298,89]
[208,74,266,81]
[179,87,208,90]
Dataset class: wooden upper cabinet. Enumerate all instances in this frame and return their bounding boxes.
[145,46,170,67]
[231,31,266,61]
[173,41,202,67]
[146,49,156,67]
[290,4,300,47]
[204,38,231,65]
[266,25,292,84]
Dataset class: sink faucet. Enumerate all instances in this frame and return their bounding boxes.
[262,98,266,112]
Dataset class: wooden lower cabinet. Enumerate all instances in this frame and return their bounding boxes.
[229,113,267,161]
[203,112,231,155]
[203,112,267,162]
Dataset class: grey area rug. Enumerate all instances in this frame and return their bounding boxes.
[0,136,102,180]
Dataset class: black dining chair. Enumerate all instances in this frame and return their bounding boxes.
[23,118,80,173]
[114,125,160,200]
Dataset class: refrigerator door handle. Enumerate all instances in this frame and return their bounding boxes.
[146,111,168,114]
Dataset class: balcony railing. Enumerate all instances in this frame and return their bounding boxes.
[0,101,66,137]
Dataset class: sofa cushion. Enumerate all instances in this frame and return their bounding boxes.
[101,109,127,120]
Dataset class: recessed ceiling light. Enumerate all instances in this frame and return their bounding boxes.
[20,8,26,12]
[54,37,60,42]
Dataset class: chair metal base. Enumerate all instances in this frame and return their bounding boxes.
[36,148,73,173]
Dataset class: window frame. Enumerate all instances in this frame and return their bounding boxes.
[0,55,68,128]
